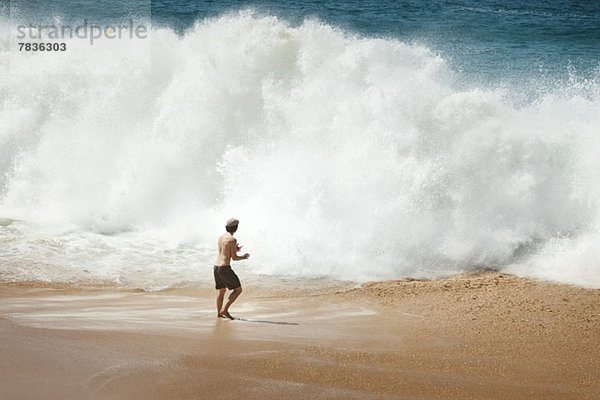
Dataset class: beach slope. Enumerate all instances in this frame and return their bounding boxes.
[1,272,598,399]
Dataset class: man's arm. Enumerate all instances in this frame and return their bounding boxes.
[228,238,249,261]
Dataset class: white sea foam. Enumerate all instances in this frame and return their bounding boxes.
[1,12,599,288]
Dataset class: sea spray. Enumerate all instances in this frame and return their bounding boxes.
[1,12,599,288]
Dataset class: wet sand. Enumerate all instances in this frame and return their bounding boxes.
[1,272,599,399]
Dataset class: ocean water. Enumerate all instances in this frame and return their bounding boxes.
[1,1,599,290]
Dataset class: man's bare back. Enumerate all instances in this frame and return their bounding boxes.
[214,233,247,266]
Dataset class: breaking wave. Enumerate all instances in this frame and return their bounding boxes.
[1,11,599,288]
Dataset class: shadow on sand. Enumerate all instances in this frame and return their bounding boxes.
[234,318,299,326]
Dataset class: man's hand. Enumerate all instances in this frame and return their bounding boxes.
[241,253,250,259]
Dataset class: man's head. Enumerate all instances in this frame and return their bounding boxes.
[226,218,239,233]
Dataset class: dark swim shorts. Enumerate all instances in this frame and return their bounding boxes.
[213,265,241,290]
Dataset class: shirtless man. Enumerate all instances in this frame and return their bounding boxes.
[214,218,249,320]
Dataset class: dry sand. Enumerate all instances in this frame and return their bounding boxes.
[1,272,599,399]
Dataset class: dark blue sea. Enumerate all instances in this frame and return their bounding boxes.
[6,0,600,86]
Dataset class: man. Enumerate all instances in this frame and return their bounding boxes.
[214,218,249,320]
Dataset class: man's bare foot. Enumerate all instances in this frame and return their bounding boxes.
[220,310,234,320]
[217,313,227,319]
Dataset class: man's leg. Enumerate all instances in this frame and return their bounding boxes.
[216,288,226,317]
[221,286,242,319]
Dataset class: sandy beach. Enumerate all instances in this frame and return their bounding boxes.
[1,272,598,400]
